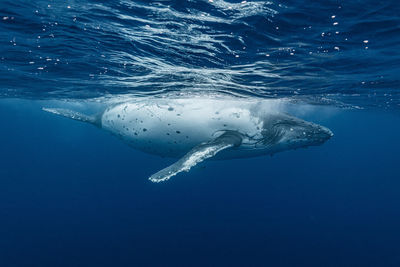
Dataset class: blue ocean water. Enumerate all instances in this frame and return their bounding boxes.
[1,0,400,266]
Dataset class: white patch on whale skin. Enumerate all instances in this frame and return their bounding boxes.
[101,97,270,157]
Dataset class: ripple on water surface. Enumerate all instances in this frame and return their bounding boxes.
[0,0,399,109]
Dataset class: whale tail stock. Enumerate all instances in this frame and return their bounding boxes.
[42,107,101,126]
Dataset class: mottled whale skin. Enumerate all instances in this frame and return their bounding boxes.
[44,97,333,182]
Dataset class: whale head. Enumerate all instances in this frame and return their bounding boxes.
[261,113,333,152]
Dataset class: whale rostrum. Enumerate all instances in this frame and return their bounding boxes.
[43,97,333,182]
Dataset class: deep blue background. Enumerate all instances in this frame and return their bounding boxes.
[1,0,400,266]
[1,100,400,266]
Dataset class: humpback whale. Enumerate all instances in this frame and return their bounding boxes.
[43,97,333,182]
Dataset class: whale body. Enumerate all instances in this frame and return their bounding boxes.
[44,97,333,182]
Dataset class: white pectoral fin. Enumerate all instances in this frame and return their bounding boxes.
[149,131,242,183]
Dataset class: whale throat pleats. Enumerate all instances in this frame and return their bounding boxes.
[149,131,242,183]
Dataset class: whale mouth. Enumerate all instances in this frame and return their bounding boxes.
[321,125,334,138]
[286,121,333,148]
[313,125,334,145]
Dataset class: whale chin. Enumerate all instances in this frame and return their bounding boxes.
[312,125,334,146]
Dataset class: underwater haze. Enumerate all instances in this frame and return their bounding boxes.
[1,0,400,266]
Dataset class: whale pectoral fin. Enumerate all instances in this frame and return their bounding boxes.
[149,131,242,183]
[43,108,100,126]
